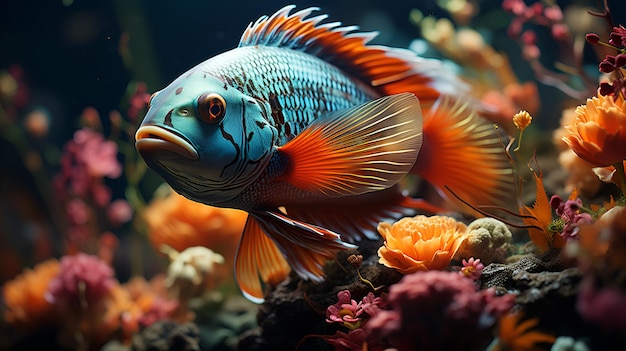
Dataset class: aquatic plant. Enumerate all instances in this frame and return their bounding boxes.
[377,215,468,273]
[366,270,514,351]
[492,312,555,351]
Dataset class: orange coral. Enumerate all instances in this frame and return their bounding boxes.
[144,188,247,280]
[562,92,626,167]
[377,215,468,274]
[494,312,555,351]
[2,259,60,330]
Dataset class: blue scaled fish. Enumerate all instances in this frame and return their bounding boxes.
[135,5,514,302]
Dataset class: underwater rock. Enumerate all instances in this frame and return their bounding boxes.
[480,250,565,291]
[238,238,401,351]
[131,321,200,351]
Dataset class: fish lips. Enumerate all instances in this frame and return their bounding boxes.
[135,125,199,161]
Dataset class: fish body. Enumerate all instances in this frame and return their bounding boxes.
[136,6,513,302]
[139,45,378,209]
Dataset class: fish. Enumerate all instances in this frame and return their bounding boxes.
[135,5,514,302]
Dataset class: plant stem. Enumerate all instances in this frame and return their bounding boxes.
[613,161,626,198]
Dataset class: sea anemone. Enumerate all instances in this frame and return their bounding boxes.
[2,259,60,330]
[377,215,468,273]
[562,91,626,168]
[366,270,514,350]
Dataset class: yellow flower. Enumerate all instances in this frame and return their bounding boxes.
[513,110,532,130]
[562,92,626,167]
[2,259,60,331]
[377,215,468,274]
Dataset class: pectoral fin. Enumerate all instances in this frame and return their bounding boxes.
[279,93,423,197]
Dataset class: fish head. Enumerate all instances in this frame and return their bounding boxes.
[135,72,278,205]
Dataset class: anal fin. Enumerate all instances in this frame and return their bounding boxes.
[235,211,355,302]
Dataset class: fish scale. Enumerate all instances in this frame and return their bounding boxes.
[205,46,376,144]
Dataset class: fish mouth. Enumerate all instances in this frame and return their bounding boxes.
[135,125,199,160]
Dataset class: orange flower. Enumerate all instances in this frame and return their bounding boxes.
[144,189,247,280]
[377,215,468,274]
[494,312,555,351]
[2,259,60,330]
[562,92,626,167]
[521,173,565,253]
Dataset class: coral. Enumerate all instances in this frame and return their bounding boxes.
[457,217,512,265]
[377,215,468,273]
[562,92,626,168]
[163,246,226,303]
[365,270,513,351]
[144,189,246,281]
[45,253,115,309]
[2,259,60,330]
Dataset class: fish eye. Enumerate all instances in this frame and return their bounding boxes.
[197,92,226,124]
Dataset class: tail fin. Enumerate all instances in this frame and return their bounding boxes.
[411,96,515,214]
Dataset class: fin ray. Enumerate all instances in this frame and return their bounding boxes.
[279,93,423,197]
[253,211,356,280]
[238,6,464,104]
[412,96,516,214]
[235,215,291,303]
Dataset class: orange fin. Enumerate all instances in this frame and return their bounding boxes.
[285,186,447,242]
[412,96,515,214]
[239,5,464,104]
[236,211,356,302]
[235,215,291,303]
[278,93,422,197]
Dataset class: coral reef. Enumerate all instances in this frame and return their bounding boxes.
[2,1,626,350]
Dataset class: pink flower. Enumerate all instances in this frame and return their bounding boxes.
[107,199,133,226]
[138,297,179,328]
[73,129,122,179]
[127,82,151,121]
[65,198,90,225]
[326,290,363,329]
[460,257,485,280]
[46,253,115,308]
[360,292,385,318]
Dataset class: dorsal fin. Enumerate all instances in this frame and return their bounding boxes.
[239,5,463,105]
